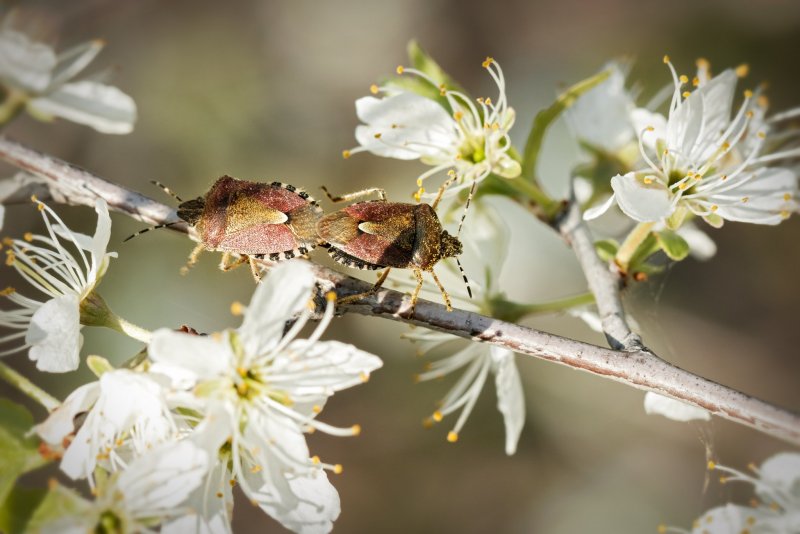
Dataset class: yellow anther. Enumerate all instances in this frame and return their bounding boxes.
[23,232,33,242]
[422,417,434,429]
[447,431,459,443]
[721,175,728,181]
[744,89,753,99]
[342,149,351,159]
[30,194,38,203]
[769,502,780,511]
[707,460,717,470]
[692,76,700,87]
[230,301,244,316]
[236,382,249,395]
[476,97,485,105]
[484,97,492,106]
[311,455,321,465]
[447,169,456,177]
[491,122,499,130]
[736,64,750,77]
[662,54,670,64]
[325,290,337,302]
[783,193,792,202]
[3,237,13,246]
[658,525,667,534]
[646,126,655,132]
[643,177,654,185]
[780,210,791,219]
[482,56,494,68]
[307,426,316,434]
[719,476,728,484]
[746,516,756,526]
[369,84,379,94]
[396,65,404,74]
[351,424,362,436]
[679,74,689,84]
[710,205,718,212]
[312,404,322,414]
[741,197,749,203]
[746,110,754,119]
[453,111,464,121]
[696,57,710,70]
[439,84,447,96]
[432,410,443,422]
[333,464,344,474]
[757,95,769,108]
[216,491,224,498]
[236,366,248,377]
[359,372,369,383]
[0,287,15,296]
[250,464,262,473]
[682,91,691,98]
[757,131,766,139]
[5,252,15,266]
[374,132,382,139]
[37,203,44,212]
[229,479,236,487]
[721,142,731,150]
[391,123,398,129]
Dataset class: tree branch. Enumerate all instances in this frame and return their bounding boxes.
[0,135,798,446]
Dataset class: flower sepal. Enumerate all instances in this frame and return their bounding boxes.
[77,289,113,328]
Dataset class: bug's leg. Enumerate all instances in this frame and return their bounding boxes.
[320,185,387,203]
[429,268,452,312]
[219,252,247,272]
[248,256,263,283]
[430,171,459,210]
[180,243,205,275]
[407,269,425,316]
[338,268,392,306]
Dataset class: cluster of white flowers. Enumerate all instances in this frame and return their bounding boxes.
[0,14,136,133]
[346,57,521,198]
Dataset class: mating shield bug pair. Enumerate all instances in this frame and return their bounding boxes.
[131,174,471,314]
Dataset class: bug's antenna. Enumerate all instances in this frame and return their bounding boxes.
[455,256,472,299]
[151,180,184,203]
[456,180,477,238]
[123,221,181,242]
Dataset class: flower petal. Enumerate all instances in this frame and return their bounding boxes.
[148,329,232,385]
[490,347,525,455]
[712,167,797,225]
[630,108,667,151]
[35,381,100,444]
[611,172,673,222]
[643,392,710,422]
[27,80,137,134]
[0,28,56,92]
[676,222,717,261]
[758,452,800,500]
[48,40,104,89]
[690,504,755,534]
[582,193,616,221]
[256,472,341,534]
[239,261,316,356]
[26,294,82,373]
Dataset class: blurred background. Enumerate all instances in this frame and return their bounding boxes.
[1,0,799,532]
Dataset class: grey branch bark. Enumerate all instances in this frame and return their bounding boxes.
[0,135,798,446]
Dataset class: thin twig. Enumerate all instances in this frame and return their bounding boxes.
[0,135,798,445]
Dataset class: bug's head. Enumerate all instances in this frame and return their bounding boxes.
[177,198,205,226]
[439,230,463,259]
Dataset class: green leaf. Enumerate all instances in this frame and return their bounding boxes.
[0,486,46,534]
[0,399,47,505]
[522,69,612,185]
[594,239,619,263]
[26,482,93,533]
[407,40,466,94]
[655,230,690,261]
[627,233,661,270]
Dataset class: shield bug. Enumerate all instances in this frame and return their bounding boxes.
[316,177,471,314]
[126,175,323,280]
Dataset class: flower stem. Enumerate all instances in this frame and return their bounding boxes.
[107,315,152,344]
[486,292,595,323]
[0,361,60,411]
[0,88,27,125]
[504,177,561,218]
[615,222,655,272]
[80,291,152,343]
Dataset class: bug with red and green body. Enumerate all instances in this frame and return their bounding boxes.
[158,175,323,278]
[316,186,465,312]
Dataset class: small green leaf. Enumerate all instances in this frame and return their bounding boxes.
[0,399,47,504]
[666,205,689,230]
[26,482,93,533]
[522,69,611,185]
[86,355,114,377]
[0,486,46,534]
[655,230,690,261]
[627,233,661,270]
[594,239,619,263]
[407,40,466,94]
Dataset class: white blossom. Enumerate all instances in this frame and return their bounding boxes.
[345,57,521,198]
[664,452,800,534]
[148,262,383,534]
[38,440,208,534]
[0,198,115,372]
[643,392,710,422]
[0,16,136,133]
[35,369,178,483]
[586,58,799,227]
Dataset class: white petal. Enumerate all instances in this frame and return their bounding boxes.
[276,339,383,398]
[460,200,510,291]
[0,29,56,92]
[239,261,316,356]
[27,81,137,134]
[0,204,5,231]
[582,193,616,221]
[148,329,232,384]
[643,392,710,422]
[161,460,233,534]
[690,504,754,534]
[713,167,797,225]
[89,199,112,272]
[565,63,635,152]
[117,440,209,514]
[35,381,100,444]
[26,294,82,373]
[490,347,525,455]
[256,472,341,534]
[676,223,717,260]
[611,172,673,222]
[758,452,800,499]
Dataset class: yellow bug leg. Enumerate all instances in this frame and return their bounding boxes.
[338,268,392,306]
[321,186,387,203]
[429,268,452,312]
[180,243,205,275]
[408,269,425,317]
[219,252,247,272]
[248,256,263,283]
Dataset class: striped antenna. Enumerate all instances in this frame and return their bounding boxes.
[123,221,180,242]
[455,256,472,298]
[456,180,477,237]
[151,180,184,202]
